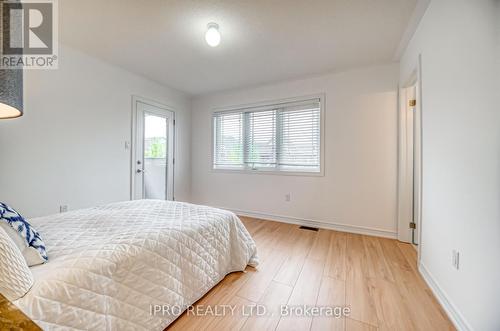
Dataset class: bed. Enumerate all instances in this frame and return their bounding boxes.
[12,200,258,330]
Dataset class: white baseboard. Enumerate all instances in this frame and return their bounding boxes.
[418,262,472,331]
[220,207,397,239]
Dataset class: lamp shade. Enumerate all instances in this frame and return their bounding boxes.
[0,0,23,119]
[0,69,23,119]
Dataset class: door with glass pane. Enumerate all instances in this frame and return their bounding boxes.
[132,100,174,200]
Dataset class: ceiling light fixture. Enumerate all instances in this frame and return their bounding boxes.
[205,22,221,47]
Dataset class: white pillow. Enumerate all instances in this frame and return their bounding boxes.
[0,226,34,301]
[0,223,46,266]
[0,202,48,266]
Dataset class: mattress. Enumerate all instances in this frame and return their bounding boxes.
[13,200,258,330]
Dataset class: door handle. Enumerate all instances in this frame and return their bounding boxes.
[136,169,144,174]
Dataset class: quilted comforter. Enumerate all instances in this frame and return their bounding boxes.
[13,200,258,330]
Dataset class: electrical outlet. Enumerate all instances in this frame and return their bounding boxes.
[285,193,291,202]
[452,250,460,270]
[60,205,68,213]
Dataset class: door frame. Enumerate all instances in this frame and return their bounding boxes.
[130,95,176,201]
[397,55,423,260]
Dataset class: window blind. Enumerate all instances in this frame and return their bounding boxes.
[245,110,277,168]
[280,103,321,170]
[213,98,321,173]
[213,112,244,168]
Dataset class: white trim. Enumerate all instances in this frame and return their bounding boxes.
[211,168,324,177]
[393,0,431,60]
[220,207,397,239]
[210,93,326,177]
[212,94,324,114]
[132,95,177,113]
[415,54,424,263]
[418,262,473,331]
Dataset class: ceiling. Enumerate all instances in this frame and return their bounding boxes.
[59,0,418,95]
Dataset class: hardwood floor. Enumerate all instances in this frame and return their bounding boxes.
[167,217,455,331]
[0,294,41,330]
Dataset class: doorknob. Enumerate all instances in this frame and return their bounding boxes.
[136,169,144,174]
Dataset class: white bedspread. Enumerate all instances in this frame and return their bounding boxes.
[13,200,258,330]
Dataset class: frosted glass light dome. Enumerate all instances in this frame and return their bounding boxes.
[205,23,221,47]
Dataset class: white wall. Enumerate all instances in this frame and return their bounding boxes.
[0,45,191,218]
[191,64,399,237]
[400,0,500,330]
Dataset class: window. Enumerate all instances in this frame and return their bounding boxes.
[213,97,323,174]
[144,114,167,159]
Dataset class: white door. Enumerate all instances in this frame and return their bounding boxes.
[397,80,422,246]
[132,99,175,200]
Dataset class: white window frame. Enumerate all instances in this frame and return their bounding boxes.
[211,94,325,176]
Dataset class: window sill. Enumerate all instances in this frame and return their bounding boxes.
[211,167,324,177]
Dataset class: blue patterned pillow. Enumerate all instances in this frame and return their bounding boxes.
[0,202,48,265]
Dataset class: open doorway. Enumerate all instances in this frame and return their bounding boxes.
[398,56,423,252]
[131,97,175,201]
